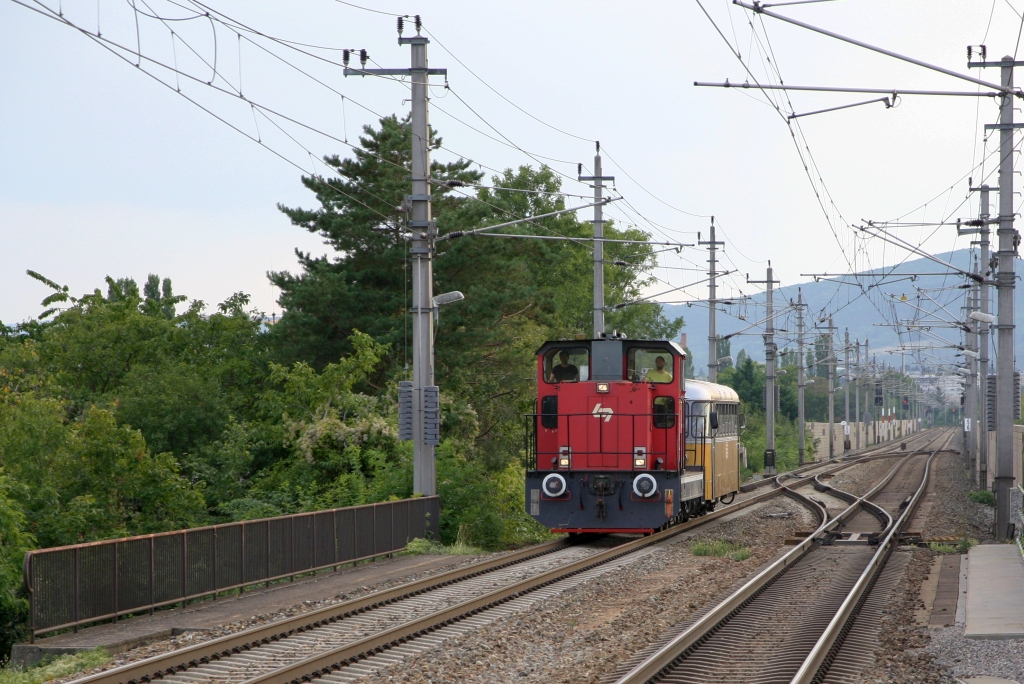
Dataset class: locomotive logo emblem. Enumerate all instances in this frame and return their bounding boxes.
[592,404,614,422]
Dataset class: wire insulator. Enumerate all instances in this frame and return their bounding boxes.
[343,49,350,67]
[415,14,421,32]
[360,49,368,67]
[446,230,465,240]
[445,180,467,187]
[397,17,403,34]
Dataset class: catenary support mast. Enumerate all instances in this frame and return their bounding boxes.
[579,145,615,338]
[994,57,1017,540]
[701,220,724,382]
[797,290,806,465]
[749,265,780,473]
[346,18,447,496]
[844,328,851,452]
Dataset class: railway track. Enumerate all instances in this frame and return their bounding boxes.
[69,431,938,684]
[609,428,954,684]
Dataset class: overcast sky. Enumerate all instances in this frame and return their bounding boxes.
[1,0,1021,329]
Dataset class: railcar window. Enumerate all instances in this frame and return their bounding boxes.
[653,396,676,428]
[627,348,675,383]
[712,403,739,436]
[543,348,589,383]
[686,401,708,438]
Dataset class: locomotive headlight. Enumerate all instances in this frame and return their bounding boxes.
[633,457,647,468]
[542,473,568,497]
[558,455,571,468]
[632,473,658,498]
[596,382,610,393]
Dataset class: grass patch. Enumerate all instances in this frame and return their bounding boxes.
[969,490,995,506]
[403,524,484,556]
[690,539,751,561]
[928,538,977,554]
[928,543,958,554]
[403,538,484,556]
[730,548,752,561]
[957,537,978,554]
[0,649,109,684]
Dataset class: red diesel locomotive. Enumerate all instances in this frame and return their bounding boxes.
[524,337,742,534]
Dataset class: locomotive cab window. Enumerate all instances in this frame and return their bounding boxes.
[653,396,676,428]
[540,396,558,429]
[627,348,675,383]
[543,347,589,383]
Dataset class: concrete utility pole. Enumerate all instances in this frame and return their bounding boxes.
[962,183,994,485]
[964,260,979,472]
[701,220,724,382]
[579,144,615,338]
[347,17,447,496]
[797,289,806,465]
[855,339,861,450]
[979,185,992,486]
[829,318,835,456]
[844,328,851,452]
[993,57,1017,541]
[749,265,780,473]
[815,318,838,457]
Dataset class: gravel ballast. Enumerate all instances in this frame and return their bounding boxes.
[364,499,814,683]
[859,443,1018,684]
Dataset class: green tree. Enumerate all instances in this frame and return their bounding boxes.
[270,115,482,370]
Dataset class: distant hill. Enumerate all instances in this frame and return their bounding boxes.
[662,249,1021,377]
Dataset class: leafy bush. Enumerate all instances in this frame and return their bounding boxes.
[0,649,108,684]
[969,490,995,506]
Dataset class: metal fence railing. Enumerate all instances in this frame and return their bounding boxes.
[23,496,440,641]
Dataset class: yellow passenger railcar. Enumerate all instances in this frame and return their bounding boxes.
[684,380,742,511]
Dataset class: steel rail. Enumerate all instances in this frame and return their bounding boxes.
[742,429,933,493]
[69,537,571,684]
[792,430,954,683]
[613,429,950,684]
[232,473,844,684]
[71,432,938,684]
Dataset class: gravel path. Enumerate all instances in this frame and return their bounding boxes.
[926,625,1024,682]
[363,499,814,683]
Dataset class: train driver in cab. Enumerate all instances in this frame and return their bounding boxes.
[550,350,580,383]
[646,355,673,383]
